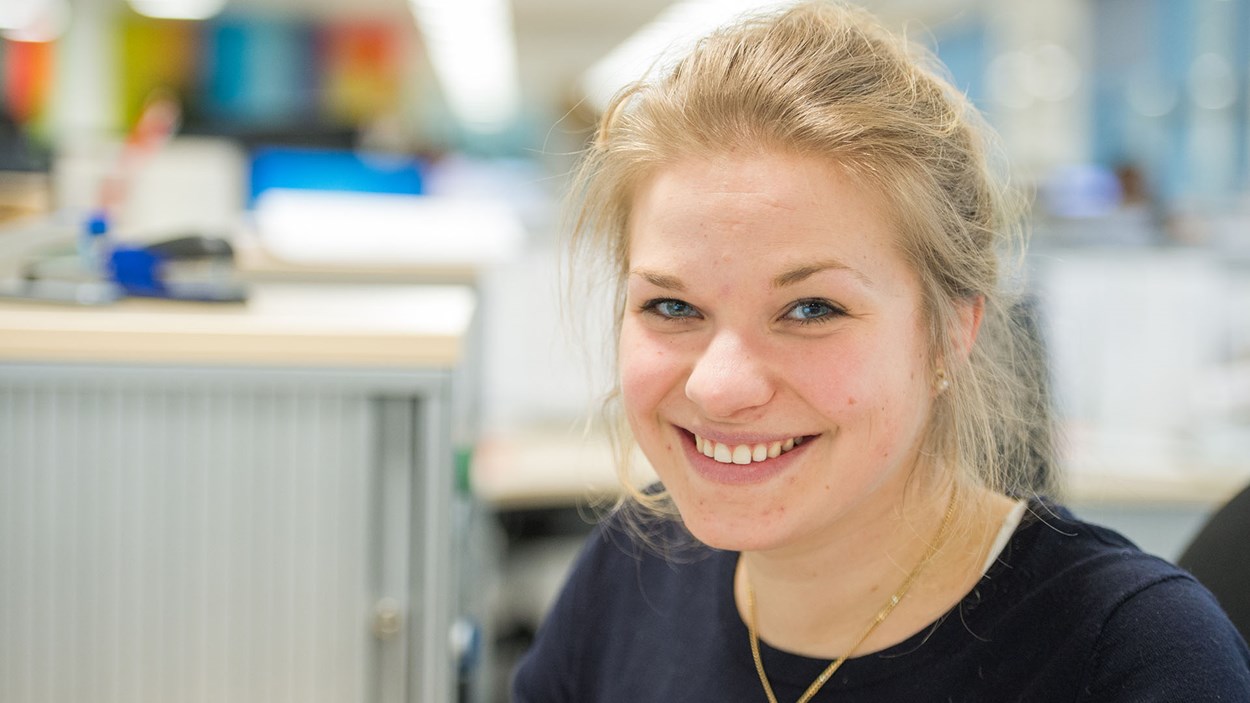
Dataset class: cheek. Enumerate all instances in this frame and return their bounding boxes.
[787,344,875,416]
[618,324,683,418]
[787,335,928,437]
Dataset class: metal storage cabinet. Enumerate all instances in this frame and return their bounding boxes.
[0,284,475,703]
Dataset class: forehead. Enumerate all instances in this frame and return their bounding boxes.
[626,150,911,285]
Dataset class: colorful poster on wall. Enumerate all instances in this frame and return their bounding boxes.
[200,17,317,126]
[118,16,198,130]
[2,39,54,126]
[320,23,405,125]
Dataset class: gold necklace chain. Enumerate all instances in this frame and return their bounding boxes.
[746,492,958,703]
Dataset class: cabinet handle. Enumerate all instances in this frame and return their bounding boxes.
[373,598,403,640]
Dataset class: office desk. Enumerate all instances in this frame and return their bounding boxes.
[471,429,656,511]
[0,284,475,703]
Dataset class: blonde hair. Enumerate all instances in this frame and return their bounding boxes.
[568,1,1056,533]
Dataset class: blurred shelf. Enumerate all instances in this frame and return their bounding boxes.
[0,282,474,367]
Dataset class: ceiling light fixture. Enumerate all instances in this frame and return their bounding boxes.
[408,0,521,134]
[582,0,790,112]
[127,0,228,21]
[1,0,70,42]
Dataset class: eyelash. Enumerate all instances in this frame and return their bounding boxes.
[638,297,847,325]
[639,298,700,320]
[784,298,847,325]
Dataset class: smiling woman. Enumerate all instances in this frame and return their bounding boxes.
[620,151,941,556]
[512,2,1250,701]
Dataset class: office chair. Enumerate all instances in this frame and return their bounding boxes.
[1177,482,1250,643]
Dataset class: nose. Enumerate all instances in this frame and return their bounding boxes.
[685,330,774,419]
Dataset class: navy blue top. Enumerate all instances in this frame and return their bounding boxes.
[513,502,1250,702]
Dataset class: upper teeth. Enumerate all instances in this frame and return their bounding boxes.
[694,433,805,465]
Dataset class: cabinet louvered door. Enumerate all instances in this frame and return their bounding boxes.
[0,369,427,703]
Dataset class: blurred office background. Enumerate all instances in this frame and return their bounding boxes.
[1,0,1249,701]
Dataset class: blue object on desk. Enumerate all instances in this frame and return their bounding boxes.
[109,246,166,297]
[106,237,247,303]
[79,212,110,273]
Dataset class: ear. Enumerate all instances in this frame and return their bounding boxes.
[952,294,985,363]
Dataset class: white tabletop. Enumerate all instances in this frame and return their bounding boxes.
[0,283,475,368]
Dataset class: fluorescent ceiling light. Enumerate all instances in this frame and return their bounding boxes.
[128,0,227,21]
[0,0,69,42]
[0,0,42,31]
[582,0,790,112]
[409,0,521,133]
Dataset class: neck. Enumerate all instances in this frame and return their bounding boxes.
[736,484,1014,658]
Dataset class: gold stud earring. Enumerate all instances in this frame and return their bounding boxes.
[934,369,950,393]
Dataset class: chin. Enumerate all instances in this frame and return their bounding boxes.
[666,490,800,553]
[648,433,826,553]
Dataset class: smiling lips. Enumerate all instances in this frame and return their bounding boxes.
[693,433,807,465]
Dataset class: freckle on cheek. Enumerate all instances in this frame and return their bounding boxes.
[847,396,857,406]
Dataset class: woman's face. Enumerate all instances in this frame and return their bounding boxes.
[620,150,939,554]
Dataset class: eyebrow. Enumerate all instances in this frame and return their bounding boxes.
[630,258,873,292]
[773,259,874,289]
[630,269,686,291]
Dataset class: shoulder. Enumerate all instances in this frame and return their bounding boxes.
[999,501,1200,597]
[995,502,1250,700]
[511,509,732,702]
[555,507,716,605]
[1080,570,1250,701]
[1003,501,1237,628]
[509,512,642,702]
[557,508,731,623]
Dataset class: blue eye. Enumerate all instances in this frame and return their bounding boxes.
[785,299,843,323]
[645,298,700,319]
